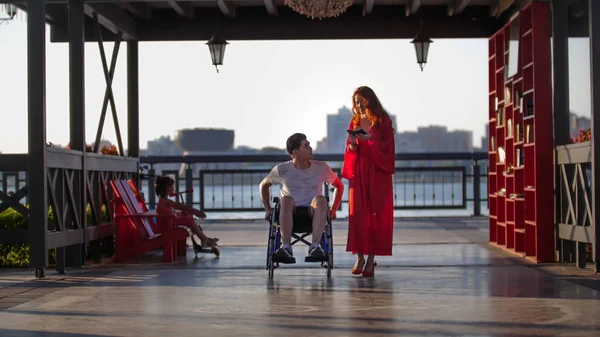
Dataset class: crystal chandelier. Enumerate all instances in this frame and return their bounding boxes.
[284,0,355,19]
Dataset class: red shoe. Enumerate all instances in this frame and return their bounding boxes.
[362,262,377,277]
[351,260,365,275]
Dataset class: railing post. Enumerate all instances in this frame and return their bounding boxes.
[186,163,193,207]
[148,166,156,210]
[473,160,481,216]
[199,170,205,210]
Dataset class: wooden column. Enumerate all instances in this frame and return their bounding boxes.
[27,0,48,278]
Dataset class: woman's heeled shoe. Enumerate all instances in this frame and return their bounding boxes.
[362,262,377,277]
[351,259,365,275]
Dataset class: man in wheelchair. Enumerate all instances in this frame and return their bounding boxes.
[259,133,344,263]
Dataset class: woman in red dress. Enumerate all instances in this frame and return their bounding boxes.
[342,86,395,277]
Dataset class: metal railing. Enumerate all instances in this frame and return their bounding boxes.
[139,152,488,216]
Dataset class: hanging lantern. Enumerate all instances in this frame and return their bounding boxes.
[206,31,229,73]
[411,31,433,71]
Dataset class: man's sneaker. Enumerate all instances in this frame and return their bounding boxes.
[305,245,326,262]
[274,247,295,264]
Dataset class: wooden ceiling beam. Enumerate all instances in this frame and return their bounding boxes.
[264,0,278,16]
[166,1,194,18]
[217,0,236,17]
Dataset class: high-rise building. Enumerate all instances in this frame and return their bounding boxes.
[326,106,353,153]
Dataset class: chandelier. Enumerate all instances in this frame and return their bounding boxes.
[284,0,355,19]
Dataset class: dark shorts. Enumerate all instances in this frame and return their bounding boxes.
[278,206,313,233]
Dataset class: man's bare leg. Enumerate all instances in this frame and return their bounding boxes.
[310,196,328,245]
[279,196,294,246]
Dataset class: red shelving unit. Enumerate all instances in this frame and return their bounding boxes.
[487,2,554,263]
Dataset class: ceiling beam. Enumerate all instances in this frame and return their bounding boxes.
[166,1,194,18]
[405,0,421,16]
[264,0,277,16]
[363,0,375,16]
[118,2,152,20]
[447,0,470,16]
[84,3,138,40]
[131,6,495,41]
[217,0,235,17]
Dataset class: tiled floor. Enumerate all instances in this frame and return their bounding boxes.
[0,218,598,336]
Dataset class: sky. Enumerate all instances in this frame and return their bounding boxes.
[0,16,592,154]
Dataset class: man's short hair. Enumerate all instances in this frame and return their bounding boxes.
[286,133,307,155]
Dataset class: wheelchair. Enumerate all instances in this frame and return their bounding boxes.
[266,196,334,279]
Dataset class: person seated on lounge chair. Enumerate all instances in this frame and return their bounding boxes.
[155,176,219,252]
[259,133,344,262]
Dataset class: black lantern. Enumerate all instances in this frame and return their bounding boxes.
[411,31,433,71]
[206,31,229,73]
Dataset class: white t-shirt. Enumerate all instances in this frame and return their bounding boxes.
[267,160,338,206]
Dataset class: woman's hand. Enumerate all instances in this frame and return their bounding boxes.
[348,134,357,145]
[356,132,371,141]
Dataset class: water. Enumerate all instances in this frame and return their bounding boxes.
[139,179,489,220]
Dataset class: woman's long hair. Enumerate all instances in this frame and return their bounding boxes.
[351,86,393,130]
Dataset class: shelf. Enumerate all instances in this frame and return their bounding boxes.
[488,1,554,263]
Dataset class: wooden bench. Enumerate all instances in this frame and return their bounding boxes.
[110,179,189,262]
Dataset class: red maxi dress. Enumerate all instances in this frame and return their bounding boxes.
[342,115,395,256]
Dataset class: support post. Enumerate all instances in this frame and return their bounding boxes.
[185,164,193,207]
[148,166,156,210]
[65,0,87,271]
[127,41,140,159]
[589,0,600,273]
[27,0,48,278]
[552,0,573,263]
[473,160,481,216]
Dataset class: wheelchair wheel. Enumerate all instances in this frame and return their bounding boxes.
[266,220,274,270]
[326,254,332,279]
[268,255,275,279]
